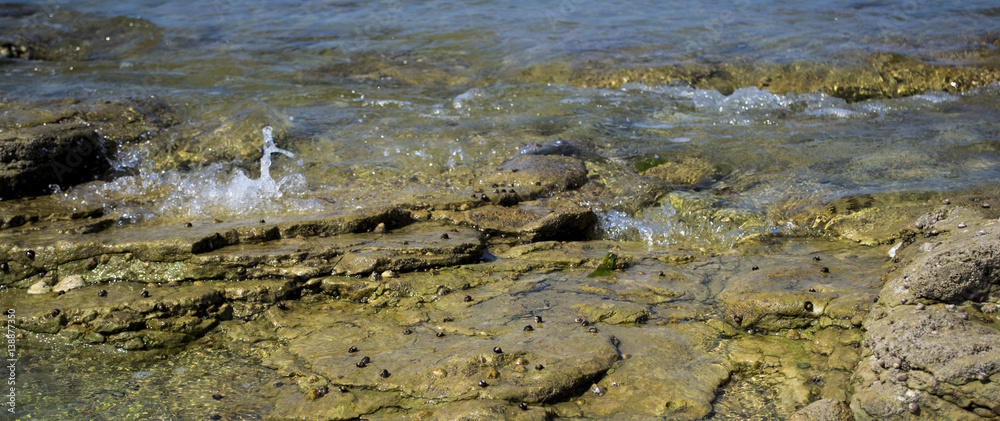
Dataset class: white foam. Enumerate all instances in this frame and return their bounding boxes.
[61,126,321,220]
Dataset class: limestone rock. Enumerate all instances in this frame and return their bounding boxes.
[790,399,853,421]
[0,97,174,199]
[476,153,588,199]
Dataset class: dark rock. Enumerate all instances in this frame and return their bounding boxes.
[0,97,174,199]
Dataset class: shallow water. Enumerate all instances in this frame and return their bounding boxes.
[3,1,1000,419]
[0,0,995,247]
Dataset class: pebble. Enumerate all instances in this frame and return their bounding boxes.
[535,364,544,370]
[493,346,503,354]
[339,385,348,393]
[487,368,500,379]
[915,303,925,310]
[209,415,222,420]
[402,328,413,335]
[958,222,967,228]
[140,290,149,298]
[908,402,919,414]
[523,325,534,332]
[212,394,224,400]
[803,301,814,312]
[478,380,489,388]
[379,369,391,378]
[27,280,52,295]
[820,267,829,273]
[588,327,599,333]
[534,316,543,323]
[518,402,528,410]
[97,289,108,297]
[590,384,606,396]
[432,368,448,378]
[957,311,969,320]
[0,262,7,271]
[896,374,908,382]
[348,346,358,353]
[381,270,397,278]
[464,295,473,302]
[977,230,987,236]
[891,358,902,369]
[25,250,35,260]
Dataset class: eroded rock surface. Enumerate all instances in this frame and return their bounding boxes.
[851,221,1000,420]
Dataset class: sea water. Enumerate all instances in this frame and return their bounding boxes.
[4,0,996,244]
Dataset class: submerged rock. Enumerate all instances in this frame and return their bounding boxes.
[790,398,853,421]
[0,5,161,61]
[476,153,589,200]
[521,51,1000,102]
[720,241,883,332]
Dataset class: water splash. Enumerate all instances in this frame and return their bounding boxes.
[259,126,296,183]
[61,125,322,220]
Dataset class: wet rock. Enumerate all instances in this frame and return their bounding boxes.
[790,398,853,421]
[476,153,588,200]
[532,51,1000,101]
[436,201,596,242]
[0,5,161,61]
[575,323,729,419]
[330,223,485,276]
[173,102,296,168]
[573,302,650,325]
[0,279,293,348]
[274,301,621,407]
[0,97,175,199]
[721,243,883,331]
[641,156,722,189]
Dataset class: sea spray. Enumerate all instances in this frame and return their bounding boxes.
[259,126,296,183]
[59,125,321,219]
